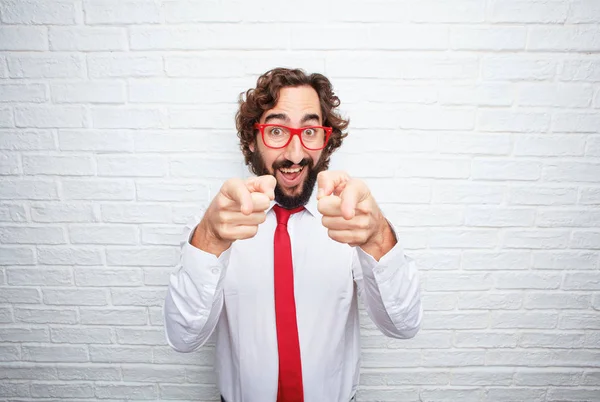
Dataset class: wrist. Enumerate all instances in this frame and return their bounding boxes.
[191,218,232,257]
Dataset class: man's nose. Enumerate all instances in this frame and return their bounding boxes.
[283,135,305,165]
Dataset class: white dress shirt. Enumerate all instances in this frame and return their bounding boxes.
[163,189,422,402]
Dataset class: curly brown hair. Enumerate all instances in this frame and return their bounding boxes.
[235,68,349,175]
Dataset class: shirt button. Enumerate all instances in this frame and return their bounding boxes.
[211,268,219,275]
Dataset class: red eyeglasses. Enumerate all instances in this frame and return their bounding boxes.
[254,123,332,151]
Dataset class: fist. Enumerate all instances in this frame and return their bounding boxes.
[193,175,276,255]
[317,171,385,248]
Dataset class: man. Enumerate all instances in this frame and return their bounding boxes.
[164,68,422,402]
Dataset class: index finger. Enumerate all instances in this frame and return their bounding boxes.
[246,175,276,200]
[339,179,370,220]
[221,178,253,215]
[317,170,350,199]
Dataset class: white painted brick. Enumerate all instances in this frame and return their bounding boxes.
[92,106,166,129]
[59,129,133,152]
[361,350,421,368]
[0,55,6,78]
[7,267,72,286]
[422,293,458,311]
[143,267,172,286]
[166,55,244,78]
[525,293,591,309]
[384,206,463,227]
[483,388,546,402]
[398,107,475,131]
[553,112,600,133]
[509,185,578,205]
[148,306,164,325]
[0,106,14,127]
[95,383,157,399]
[528,26,600,52]
[49,27,126,51]
[128,78,246,104]
[97,155,167,177]
[23,345,88,363]
[337,82,437,106]
[51,82,125,104]
[494,272,562,290]
[588,136,600,156]
[100,203,170,223]
[421,312,489,330]
[490,0,568,22]
[543,162,600,183]
[0,26,47,51]
[583,371,600,385]
[563,272,600,290]
[518,83,593,108]
[0,307,13,323]
[0,287,41,304]
[116,328,165,346]
[356,387,420,401]
[52,327,113,344]
[458,293,523,310]
[0,247,34,265]
[433,182,505,204]
[134,130,240,153]
[22,155,94,176]
[335,153,396,177]
[482,56,556,81]
[533,251,598,269]
[90,345,153,363]
[69,224,137,245]
[0,364,56,379]
[454,331,518,348]
[57,365,120,380]
[559,313,600,330]
[514,134,586,156]
[153,345,214,364]
[74,267,143,287]
[478,110,550,133]
[111,288,165,307]
[0,84,47,103]
[31,383,94,399]
[123,365,185,382]
[136,181,209,202]
[0,1,80,24]
[547,389,600,401]
[409,0,485,22]
[462,251,531,270]
[424,273,492,291]
[0,381,29,397]
[360,368,448,386]
[62,179,135,200]
[537,209,600,228]
[141,225,181,246]
[31,202,96,223]
[80,307,147,325]
[163,0,241,22]
[130,25,288,50]
[106,246,179,266]
[0,151,20,175]
[561,59,600,81]
[172,205,203,224]
[450,368,514,385]
[159,384,217,400]
[7,54,84,79]
[465,207,535,227]
[580,187,600,204]
[38,246,103,265]
[88,54,163,78]
[491,312,558,329]
[169,106,236,129]
[0,204,27,222]
[518,333,586,348]
[472,160,541,181]
[514,369,582,386]
[15,307,78,324]
[395,158,471,179]
[438,85,513,107]
[503,230,570,249]
[85,0,160,24]
[0,328,49,342]
[422,350,486,367]
[451,26,526,51]
[43,288,108,306]
[568,0,600,23]
[0,129,55,151]
[429,229,498,249]
[15,106,86,129]
[0,225,65,244]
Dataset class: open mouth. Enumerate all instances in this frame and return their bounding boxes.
[277,165,306,188]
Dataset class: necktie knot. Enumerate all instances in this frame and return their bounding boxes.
[273,205,304,226]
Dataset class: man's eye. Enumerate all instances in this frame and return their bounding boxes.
[271,128,283,136]
[303,129,315,136]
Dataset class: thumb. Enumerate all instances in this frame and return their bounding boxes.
[246,175,276,200]
[317,170,350,200]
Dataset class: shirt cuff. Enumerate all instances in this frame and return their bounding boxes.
[181,236,231,289]
[356,221,407,283]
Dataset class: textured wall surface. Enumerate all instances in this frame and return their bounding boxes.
[1,0,599,401]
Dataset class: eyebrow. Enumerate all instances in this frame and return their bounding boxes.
[263,113,322,125]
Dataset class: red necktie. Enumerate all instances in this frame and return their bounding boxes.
[273,205,305,402]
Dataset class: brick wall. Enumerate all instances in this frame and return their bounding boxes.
[0,0,599,401]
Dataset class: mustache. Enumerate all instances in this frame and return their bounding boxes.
[272,158,312,170]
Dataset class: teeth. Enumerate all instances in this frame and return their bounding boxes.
[280,166,303,174]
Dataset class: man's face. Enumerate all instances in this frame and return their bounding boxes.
[250,85,327,209]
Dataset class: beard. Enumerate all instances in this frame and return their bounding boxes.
[249,151,328,209]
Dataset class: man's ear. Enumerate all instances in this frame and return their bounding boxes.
[249,141,255,152]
